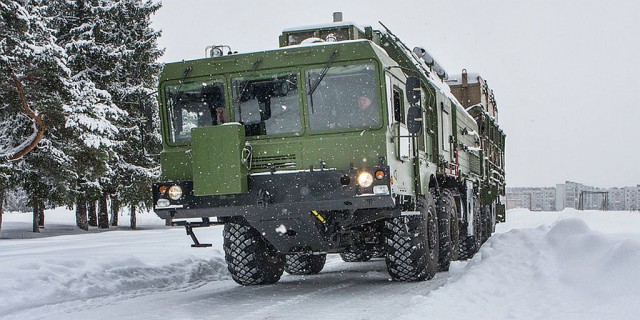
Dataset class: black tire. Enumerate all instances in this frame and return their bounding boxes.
[385,193,439,281]
[482,205,492,244]
[285,253,326,275]
[458,195,482,260]
[223,222,285,285]
[437,190,460,271]
[486,204,497,240]
[340,251,373,262]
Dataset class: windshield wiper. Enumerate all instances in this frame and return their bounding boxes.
[308,50,338,96]
[171,67,193,105]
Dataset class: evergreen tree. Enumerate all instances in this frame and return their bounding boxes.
[1,0,77,231]
[53,0,129,227]
[55,0,163,225]
[1,0,163,232]
[98,0,163,219]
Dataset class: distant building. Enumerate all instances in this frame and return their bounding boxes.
[625,186,640,211]
[506,187,556,211]
[609,188,625,211]
[507,181,639,212]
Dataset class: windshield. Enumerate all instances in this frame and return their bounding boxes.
[165,80,226,144]
[307,63,380,132]
[232,72,301,137]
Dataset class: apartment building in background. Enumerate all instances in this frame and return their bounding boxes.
[507,182,640,211]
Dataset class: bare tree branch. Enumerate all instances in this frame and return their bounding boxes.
[8,71,45,160]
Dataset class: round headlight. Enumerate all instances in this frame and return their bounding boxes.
[168,185,183,200]
[357,172,374,188]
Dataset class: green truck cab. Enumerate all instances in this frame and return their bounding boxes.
[153,15,505,285]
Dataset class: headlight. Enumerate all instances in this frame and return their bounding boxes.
[168,185,183,200]
[357,172,374,188]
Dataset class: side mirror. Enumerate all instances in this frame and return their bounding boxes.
[407,106,423,135]
[406,76,421,105]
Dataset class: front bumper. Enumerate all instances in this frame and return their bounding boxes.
[154,167,395,252]
[153,166,394,220]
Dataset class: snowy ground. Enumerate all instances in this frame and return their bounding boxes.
[1,208,640,320]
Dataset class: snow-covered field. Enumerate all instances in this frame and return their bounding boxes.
[1,208,640,320]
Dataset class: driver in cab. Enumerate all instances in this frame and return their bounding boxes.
[354,95,379,127]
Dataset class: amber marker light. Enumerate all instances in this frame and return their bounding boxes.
[159,185,168,194]
[375,170,385,180]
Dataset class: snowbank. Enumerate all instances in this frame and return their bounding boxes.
[0,208,230,318]
[401,209,640,320]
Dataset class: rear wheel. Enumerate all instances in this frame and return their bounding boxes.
[437,190,460,271]
[482,205,494,243]
[459,195,482,260]
[285,253,326,275]
[385,193,439,281]
[223,222,285,285]
[340,251,373,262]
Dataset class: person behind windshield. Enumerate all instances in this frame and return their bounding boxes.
[354,94,379,127]
[214,106,225,125]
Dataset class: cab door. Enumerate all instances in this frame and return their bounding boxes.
[385,73,413,195]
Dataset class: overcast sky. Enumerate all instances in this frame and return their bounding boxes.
[151,0,640,188]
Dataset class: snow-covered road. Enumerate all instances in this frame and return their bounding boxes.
[2,209,640,319]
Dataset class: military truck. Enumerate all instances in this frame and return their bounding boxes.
[152,13,506,285]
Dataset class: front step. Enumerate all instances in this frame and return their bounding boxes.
[172,218,224,247]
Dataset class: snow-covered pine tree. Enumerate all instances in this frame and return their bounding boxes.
[1,0,163,232]
[97,0,163,225]
[1,0,77,232]
[53,0,131,227]
[54,1,163,228]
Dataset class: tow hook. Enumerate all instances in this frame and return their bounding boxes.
[257,189,273,207]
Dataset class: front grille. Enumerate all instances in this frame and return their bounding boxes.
[252,154,297,171]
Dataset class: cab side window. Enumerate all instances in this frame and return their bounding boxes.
[393,87,405,123]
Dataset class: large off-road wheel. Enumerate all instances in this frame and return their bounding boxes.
[385,194,439,281]
[437,190,460,271]
[223,222,285,285]
[340,251,373,262]
[285,253,326,275]
[458,195,482,260]
[481,205,492,244]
